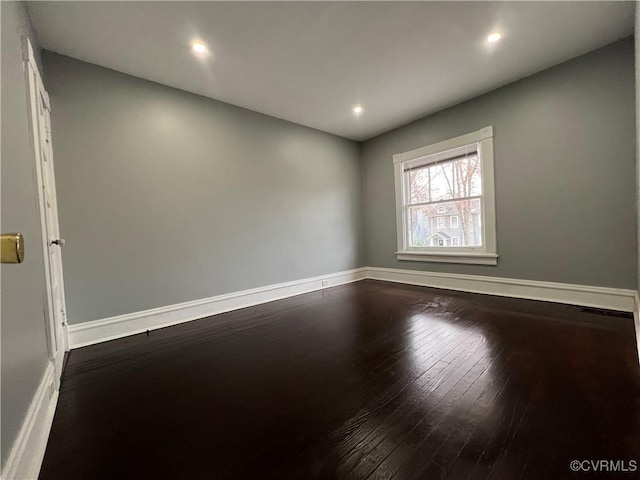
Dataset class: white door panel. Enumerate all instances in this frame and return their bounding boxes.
[24,38,68,386]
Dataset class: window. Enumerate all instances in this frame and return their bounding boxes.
[393,126,498,265]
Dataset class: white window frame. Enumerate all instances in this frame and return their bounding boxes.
[451,215,459,229]
[436,216,445,229]
[393,126,498,265]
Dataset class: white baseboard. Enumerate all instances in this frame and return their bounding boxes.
[366,267,637,313]
[69,266,637,350]
[1,363,58,480]
[69,268,368,348]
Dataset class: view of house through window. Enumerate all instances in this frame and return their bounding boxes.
[405,145,482,248]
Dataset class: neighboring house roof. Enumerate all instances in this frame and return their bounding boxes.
[427,231,451,240]
[434,204,480,216]
[434,206,455,215]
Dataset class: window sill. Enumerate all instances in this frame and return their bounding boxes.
[396,251,498,265]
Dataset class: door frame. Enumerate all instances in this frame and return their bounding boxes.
[22,38,69,382]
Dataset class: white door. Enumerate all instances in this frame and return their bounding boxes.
[24,38,68,385]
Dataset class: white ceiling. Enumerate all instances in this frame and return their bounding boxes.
[28,1,634,141]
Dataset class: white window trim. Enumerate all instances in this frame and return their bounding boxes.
[393,126,498,265]
[451,215,459,228]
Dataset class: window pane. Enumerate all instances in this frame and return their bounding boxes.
[407,168,430,203]
[408,198,483,248]
[457,155,482,197]
[428,161,455,201]
[406,154,482,204]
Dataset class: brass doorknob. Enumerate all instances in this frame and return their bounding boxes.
[1,233,25,263]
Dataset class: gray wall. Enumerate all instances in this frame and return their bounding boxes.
[361,38,636,290]
[42,52,364,324]
[0,1,51,469]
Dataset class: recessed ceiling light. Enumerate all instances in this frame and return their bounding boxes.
[487,32,502,43]
[353,105,363,115]
[191,41,208,54]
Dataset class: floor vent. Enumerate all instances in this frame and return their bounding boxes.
[580,307,633,319]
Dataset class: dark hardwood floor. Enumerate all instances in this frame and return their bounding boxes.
[39,280,640,479]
